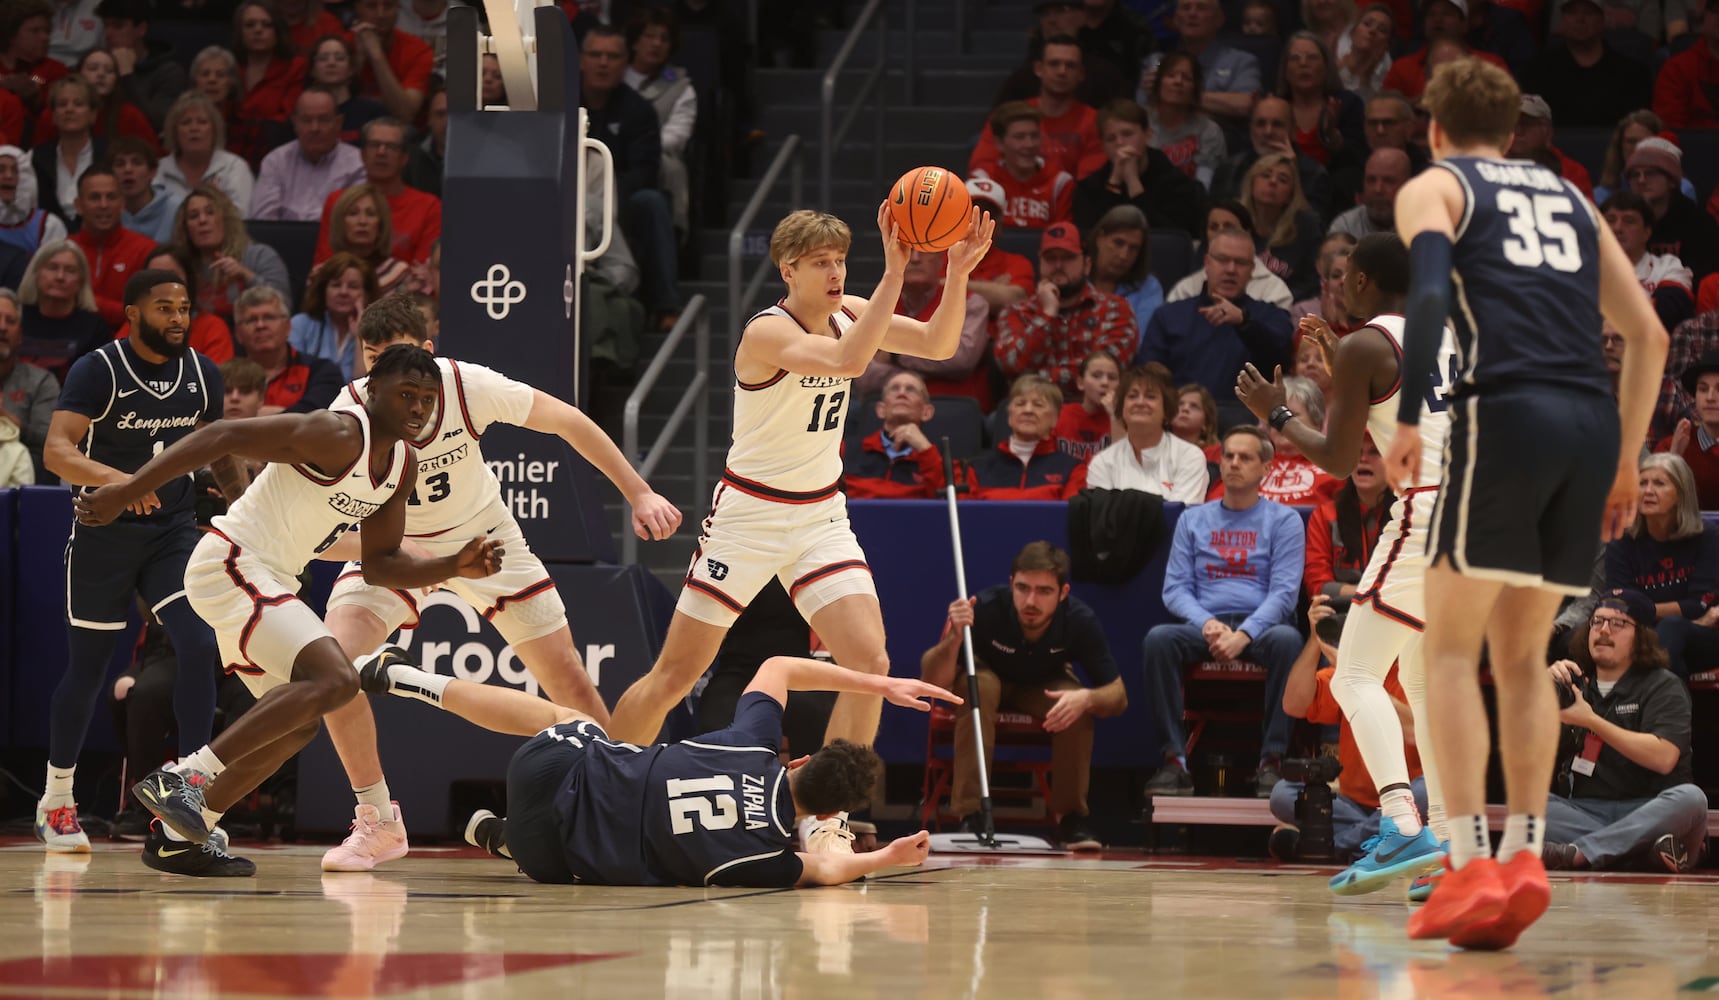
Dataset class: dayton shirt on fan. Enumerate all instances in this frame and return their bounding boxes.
[1162,496,1304,641]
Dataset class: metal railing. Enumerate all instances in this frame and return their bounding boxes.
[621,294,709,565]
[728,134,804,354]
[820,0,886,210]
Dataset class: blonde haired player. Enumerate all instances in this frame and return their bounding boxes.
[604,202,994,853]
[304,295,679,871]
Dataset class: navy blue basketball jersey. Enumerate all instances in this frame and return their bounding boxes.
[56,341,223,520]
[1437,157,1611,398]
[555,692,803,887]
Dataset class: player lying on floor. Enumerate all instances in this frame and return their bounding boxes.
[359,650,952,887]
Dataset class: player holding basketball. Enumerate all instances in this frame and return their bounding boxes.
[359,649,951,886]
[74,343,502,876]
[1236,233,1453,895]
[1383,60,1667,948]
[313,296,681,872]
[605,202,993,853]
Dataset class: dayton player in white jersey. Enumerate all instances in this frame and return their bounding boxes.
[73,343,503,877]
[605,204,994,852]
[311,297,680,872]
[1236,233,1455,895]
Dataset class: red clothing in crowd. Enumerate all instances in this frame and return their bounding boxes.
[1302,492,1389,598]
[970,245,1036,295]
[315,184,442,263]
[972,163,1074,229]
[31,100,161,153]
[1302,666,1423,810]
[1655,426,1719,510]
[0,88,24,145]
[1382,47,1508,99]
[890,275,995,411]
[841,431,943,499]
[71,225,156,329]
[993,283,1135,396]
[116,314,235,363]
[969,97,1106,181]
[290,11,348,54]
[962,437,1088,500]
[357,30,435,99]
[0,55,67,95]
[1208,453,1342,505]
[1054,402,1112,462]
[239,56,307,123]
[1551,146,1593,198]
[1654,42,1719,130]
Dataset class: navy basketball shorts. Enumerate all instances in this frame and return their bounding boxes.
[505,721,605,884]
[63,513,201,631]
[1427,385,1618,596]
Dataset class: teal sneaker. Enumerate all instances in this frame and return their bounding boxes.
[1406,844,1451,903]
[1329,818,1444,896]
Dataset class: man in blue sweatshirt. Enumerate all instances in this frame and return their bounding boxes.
[1142,424,1306,797]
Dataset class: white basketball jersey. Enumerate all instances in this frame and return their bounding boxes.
[210,406,409,576]
[724,301,858,495]
[333,357,535,536]
[1362,313,1456,491]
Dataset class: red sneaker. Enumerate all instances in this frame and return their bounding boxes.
[1406,857,1507,941]
[1448,852,1551,951]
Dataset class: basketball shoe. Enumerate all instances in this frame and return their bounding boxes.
[132,764,213,844]
[802,815,856,854]
[1406,857,1507,941]
[1328,818,1443,895]
[465,809,512,860]
[35,798,90,853]
[322,803,410,872]
[142,819,255,877]
[1407,866,1441,903]
[1447,852,1551,951]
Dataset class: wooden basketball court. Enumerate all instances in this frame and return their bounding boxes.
[5,839,1718,998]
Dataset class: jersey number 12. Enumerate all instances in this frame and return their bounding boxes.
[666,776,739,834]
[806,391,845,433]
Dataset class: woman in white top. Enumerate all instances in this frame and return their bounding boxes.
[1085,362,1210,504]
[156,92,256,217]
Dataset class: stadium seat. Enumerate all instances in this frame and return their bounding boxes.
[844,393,988,461]
[245,220,320,301]
[919,702,1056,829]
[993,227,1043,270]
[1147,229,1194,292]
[1182,660,1268,760]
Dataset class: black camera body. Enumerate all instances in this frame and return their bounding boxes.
[1283,756,1343,861]
[1281,755,1342,785]
[1554,676,1578,710]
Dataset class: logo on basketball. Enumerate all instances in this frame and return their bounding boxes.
[707,558,730,581]
[471,264,527,320]
[915,169,943,207]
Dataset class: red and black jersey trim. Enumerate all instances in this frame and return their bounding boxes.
[216,534,305,673]
[333,568,421,626]
[685,578,744,613]
[446,360,483,440]
[1353,487,1436,631]
[789,560,871,597]
[720,468,839,504]
[1361,316,1407,405]
[483,578,556,620]
[737,368,788,391]
[293,411,363,485]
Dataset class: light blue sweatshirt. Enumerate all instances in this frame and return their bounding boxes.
[1162,496,1305,641]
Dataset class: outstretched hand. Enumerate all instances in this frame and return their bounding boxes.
[1299,316,1341,375]
[944,207,996,278]
[882,676,963,712]
[455,537,505,578]
[630,491,683,541]
[73,483,161,525]
[876,201,911,277]
[1235,363,1287,423]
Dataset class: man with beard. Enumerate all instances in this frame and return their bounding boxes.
[1542,589,1708,872]
[993,222,1134,397]
[35,270,232,853]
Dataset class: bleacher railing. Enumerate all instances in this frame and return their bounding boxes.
[728,133,803,353]
[820,0,887,210]
[621,294,709,565]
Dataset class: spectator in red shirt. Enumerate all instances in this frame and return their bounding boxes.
[963,374,1089,500]
[841,370,945,500]
[1054,349,1121,461]
[315,117,440,264]
[350,0,432,120]
[29,49,158,152]
[281,0,344,55]
[961,177,1035,315]
[1508,94,1593,198]
[858,248,992,409]
[1380,0,1509,99]
[67,167,153,330]
[232,1,306,166]
[115,247,235,362]
[1656,351,1719,509]
[970,35,1105,181]
[1654,0,1719,129]
[0,0,68,118]
[993,221,1135,397]
[970,102,1074,228]
[1303,433,1392,602]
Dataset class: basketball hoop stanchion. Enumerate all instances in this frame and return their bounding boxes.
[929,440,1059,855]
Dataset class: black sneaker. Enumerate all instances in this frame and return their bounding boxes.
[464,809,512,860]
[1057,814,1103,851]
[357,645,415,695]
[1254,761,1283,798]
[131,766,212,844]
[142,820,255,877]
[1653,833,1692,873]
[1268,824,1300,860]
[111,807,151,842]
[1542,842,1585,870]
[1144,764,1194,797]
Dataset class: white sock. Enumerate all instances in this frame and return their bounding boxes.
[1497,814,1542,863]
[42,764,75,801]
[202,807,224,831]
[1448,814,1491,869]
[376,660,450,707]
[1379,787,1422,836]
[354,780,395,818]
[1427,798,1451,845]
[177,746,226,779]
[161,823,189,843]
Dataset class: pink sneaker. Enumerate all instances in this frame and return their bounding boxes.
[321,803,409,872]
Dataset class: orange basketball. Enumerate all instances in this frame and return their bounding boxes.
[888,166,973,253]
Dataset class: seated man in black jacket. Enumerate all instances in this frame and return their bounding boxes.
[1543,590,1708,873]
[1073,99,1205,236]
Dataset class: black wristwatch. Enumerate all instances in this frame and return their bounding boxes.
[1269,405,1294,431]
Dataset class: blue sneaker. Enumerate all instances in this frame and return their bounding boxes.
[1406,842,1450,903]
[1328,818,1444,896]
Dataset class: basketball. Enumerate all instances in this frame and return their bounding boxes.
[888,166,973,253]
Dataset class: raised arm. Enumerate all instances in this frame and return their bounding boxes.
[877,209,996,361]
[744,655,960,713]
[1236,321,1389,478]
[521,388,682,540]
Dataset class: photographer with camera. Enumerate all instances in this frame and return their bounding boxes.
[1269,595,1427,863]
[1542,589,1708,873]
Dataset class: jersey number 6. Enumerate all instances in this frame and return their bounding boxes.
[666,776,739,834]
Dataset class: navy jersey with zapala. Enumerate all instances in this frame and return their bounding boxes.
[545,692,803,887]
[56,341,223,520]
[1438,157,1610,398]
